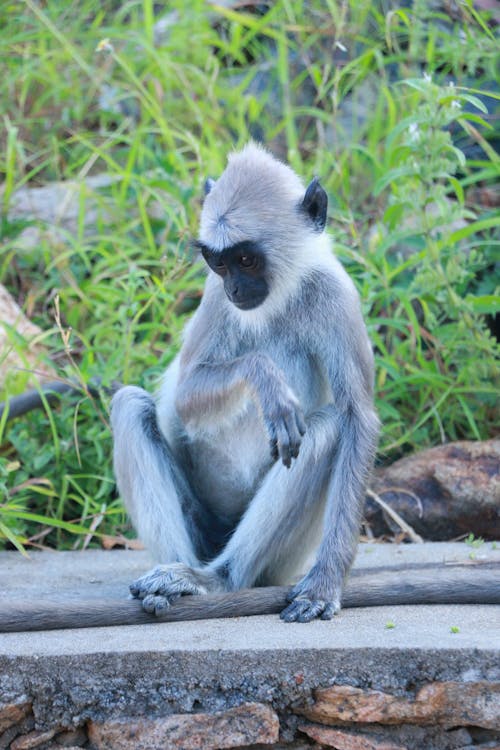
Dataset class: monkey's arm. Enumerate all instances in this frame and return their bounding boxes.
[1,562,497,632]
[176,352,306,468]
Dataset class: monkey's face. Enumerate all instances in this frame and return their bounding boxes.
[197,240,269,310]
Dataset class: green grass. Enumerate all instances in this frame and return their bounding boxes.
[1,0,499,550]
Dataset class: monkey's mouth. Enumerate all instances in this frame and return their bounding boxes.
[229,296,266,311]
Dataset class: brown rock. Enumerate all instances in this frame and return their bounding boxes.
[0,702,32,734]
[87,702,279,749]
[299,725,407,749]
[297,681,500,729]
[365,439,500,539]
[0,283,54,389]
[0,716,35,749]
[54,727,87,746]
[11,728,58,750]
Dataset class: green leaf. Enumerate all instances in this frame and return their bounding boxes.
[0,519,27,555]
[465,295,500,314]
[1,511,98,536]
[455,93,488,113]
[448,177,464,205]
[373,166,418,196]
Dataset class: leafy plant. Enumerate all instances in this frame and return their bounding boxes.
[338,74,499,455]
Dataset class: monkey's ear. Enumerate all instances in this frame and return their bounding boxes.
[301,178,327,232]
[204,177,216,196]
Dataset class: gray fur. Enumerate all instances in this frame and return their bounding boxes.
[111,142,379,622]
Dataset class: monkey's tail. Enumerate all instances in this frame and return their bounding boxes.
[0,378,118,421]
[1,561,498,632]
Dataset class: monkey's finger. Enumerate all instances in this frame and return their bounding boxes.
[295,409,307,437]
[285,415,301,459]
[275,421,292,468]
[281,451,292,469]
[267,422,279,461]
[284,412,303,461]
[289,430,301,460]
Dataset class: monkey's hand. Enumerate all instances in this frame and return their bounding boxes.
[279,569,341,623]
[129,563,225,616]
[259,385,306,469]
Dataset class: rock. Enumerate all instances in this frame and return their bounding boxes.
[0,701,32,734]
[299,724,475,750]
[87,702,279,749]
[366,440,500,539]
[5,172,179,254]
[297,681,500,730]
[0,284,54,389]
[0,716,35,749]
[54,727,87,746]
[11,727,58,749]
[299,725,407,749]
[5,174,121,251]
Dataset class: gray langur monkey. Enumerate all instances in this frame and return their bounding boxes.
[110,143,380,623]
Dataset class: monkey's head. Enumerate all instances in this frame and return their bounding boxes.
[196,143,328,314]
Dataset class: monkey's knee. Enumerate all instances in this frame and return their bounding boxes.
[111,386,161,449]
[111,385,153,423]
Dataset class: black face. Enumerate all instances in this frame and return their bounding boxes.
[196,240,269,310]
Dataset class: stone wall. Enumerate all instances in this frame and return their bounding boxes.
[2,678,499,749]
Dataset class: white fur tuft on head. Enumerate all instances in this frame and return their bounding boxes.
[199,142,306,250]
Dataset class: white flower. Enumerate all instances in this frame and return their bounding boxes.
[408,122,420,142]
[423,71,432,83]
[451,99,462,109]
[96,38,114,53]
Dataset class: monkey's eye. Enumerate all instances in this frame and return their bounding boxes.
[239,255,256,269]
[207,254,225,272]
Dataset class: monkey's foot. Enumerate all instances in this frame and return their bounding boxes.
[129,563,223,616]
[280,573,341,622]
[279,596,340,623]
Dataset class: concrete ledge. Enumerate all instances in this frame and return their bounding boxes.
[1,543,499,749]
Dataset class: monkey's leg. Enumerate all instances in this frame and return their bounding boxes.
[111,386,227,613]
[205,403,379,622]
[280,404,379,622]
[140,407,343,613]
[207,407,339,590]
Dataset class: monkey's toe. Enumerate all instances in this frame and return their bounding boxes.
[130,565,169,599]
[320,601,339,620]
[130,563,214,606]
[142,594,169,615]
[280,597,339,622]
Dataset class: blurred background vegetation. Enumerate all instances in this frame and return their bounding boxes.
[0,0,498,551]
